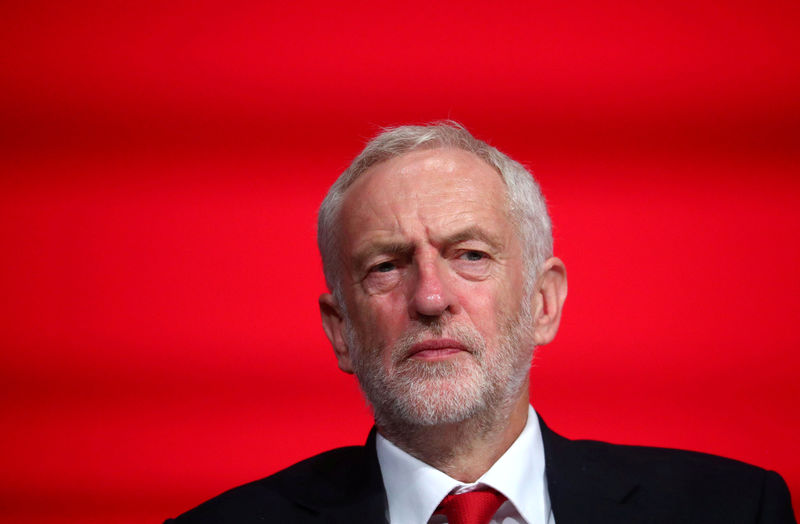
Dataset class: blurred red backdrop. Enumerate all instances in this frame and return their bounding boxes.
[1,1,798,522]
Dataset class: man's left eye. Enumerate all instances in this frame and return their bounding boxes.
[461,251,486,261]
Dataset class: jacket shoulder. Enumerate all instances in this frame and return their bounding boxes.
[165,445,375,524]
[573,436,773,481]
[549,432,795,523]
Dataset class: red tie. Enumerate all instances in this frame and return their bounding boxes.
[434,487,507,524]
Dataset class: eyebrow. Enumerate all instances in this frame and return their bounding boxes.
[438,226,504,252]
[352,241,413,272]
[352,226,504,271]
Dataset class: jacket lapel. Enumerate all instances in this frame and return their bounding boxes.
[290,428,387,523]
[539,416,645,524]
[286,419,646,523]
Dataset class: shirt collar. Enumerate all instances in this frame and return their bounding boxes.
[376,405,550,524]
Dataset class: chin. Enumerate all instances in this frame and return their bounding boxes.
[369,362,491,427]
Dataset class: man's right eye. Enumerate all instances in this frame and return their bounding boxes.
[372,261,396,273]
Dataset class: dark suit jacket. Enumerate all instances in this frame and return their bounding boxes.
[167,417,796,523]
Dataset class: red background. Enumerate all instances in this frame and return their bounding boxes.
[1,1,798,522]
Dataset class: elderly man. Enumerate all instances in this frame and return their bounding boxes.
[168,122,795,523]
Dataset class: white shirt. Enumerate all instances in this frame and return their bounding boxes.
[376,406,555,524]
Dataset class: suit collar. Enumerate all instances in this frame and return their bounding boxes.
[283,418,645,524]
[539,414,643,523]
[290,428,387,523]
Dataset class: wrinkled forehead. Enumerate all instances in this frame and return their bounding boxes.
[335,148,516,258]
[341,148,510,218]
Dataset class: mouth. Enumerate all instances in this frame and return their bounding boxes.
[407,338,469,361]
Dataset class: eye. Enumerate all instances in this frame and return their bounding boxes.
[371,261,397,273]
[362,259,402,294]
[452,248,492,280]
[460,250,487,262]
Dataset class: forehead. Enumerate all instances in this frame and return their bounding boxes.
[347,147,506,205]
[338,148,511,248]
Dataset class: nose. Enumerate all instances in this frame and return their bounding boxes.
[409,259,459,319]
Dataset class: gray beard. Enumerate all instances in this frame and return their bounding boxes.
[344,302,535,433]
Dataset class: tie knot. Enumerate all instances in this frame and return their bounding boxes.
[434,487,507,524]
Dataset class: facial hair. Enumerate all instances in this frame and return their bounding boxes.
[344,299,534,431]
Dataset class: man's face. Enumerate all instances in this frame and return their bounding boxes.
[333,148,536,428]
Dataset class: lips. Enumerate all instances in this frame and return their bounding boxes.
[407,338,468,360]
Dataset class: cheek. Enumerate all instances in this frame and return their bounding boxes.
[460,287,502,334]
[353,294,408,343]
[460,280,522,335]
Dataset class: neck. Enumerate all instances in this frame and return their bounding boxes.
[377,388,530,482]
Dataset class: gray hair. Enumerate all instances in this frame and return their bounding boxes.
[317,121,552,297]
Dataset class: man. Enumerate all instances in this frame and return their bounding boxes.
[168,122,795,523]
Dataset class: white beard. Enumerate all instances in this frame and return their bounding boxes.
[344,301,534,429]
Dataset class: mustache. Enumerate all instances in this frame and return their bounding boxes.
[392,321,487,364]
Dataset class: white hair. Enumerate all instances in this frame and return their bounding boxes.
[317,121,552,298]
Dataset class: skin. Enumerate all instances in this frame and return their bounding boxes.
[319,148,567,481]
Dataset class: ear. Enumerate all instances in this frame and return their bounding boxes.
[531,257,568,346]
[319,293,354,374]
